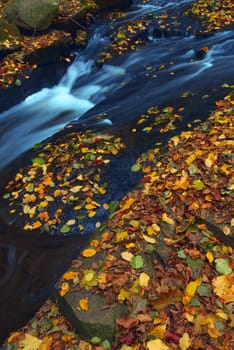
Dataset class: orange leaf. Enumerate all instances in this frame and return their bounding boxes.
[81,248,96,258]
[79,298,89,311]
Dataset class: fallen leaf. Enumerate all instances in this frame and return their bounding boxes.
[139,272,150,288]
[147,339,169,350]
[20,334,42,350]
[179,332,191,350]
[79,298,89,311]
[81,248,96,258]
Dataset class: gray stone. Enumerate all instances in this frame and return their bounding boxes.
[4,0,60,31]
[52,288,127,341]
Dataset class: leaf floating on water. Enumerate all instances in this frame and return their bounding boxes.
[60,224,70,233]
[131,163,142,172]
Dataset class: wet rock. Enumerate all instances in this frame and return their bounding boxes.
[52,2,98,34]
[24,32,72,65]
[95,0,132,11]
[3,0,60,31]
[52,288,127,341]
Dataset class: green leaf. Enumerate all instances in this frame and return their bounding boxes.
[109,200,119,213]
[131,255,143,269]
[192,179,205,190]
[189,297,201,306]
[131,163,142,172]
[3,193,10,199]
[90,337,101,344]
[32,157,45,165]
[197,283,212,297]
[186,257,204,272]
[101,340,111,349]
[40,317,52,333]
[215,259,232,275]
[32,143,42,150]
[60,224,70,234]
[177,249,187,259]
[188,164,198,176]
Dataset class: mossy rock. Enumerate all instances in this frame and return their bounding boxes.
[0,18,22,53]
[52,288,127,341]
[3,0,60,31]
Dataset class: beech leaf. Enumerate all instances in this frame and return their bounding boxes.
[215,258,232,275]
[131,255,143,269]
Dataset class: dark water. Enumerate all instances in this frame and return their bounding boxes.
[0,0,233,343]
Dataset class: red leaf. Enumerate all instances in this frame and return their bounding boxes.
[165,329,181,344]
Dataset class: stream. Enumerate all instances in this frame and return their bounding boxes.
[0,0,233,343]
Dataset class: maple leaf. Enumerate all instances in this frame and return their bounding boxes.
[212,273,234,303]
[20,334,42,350]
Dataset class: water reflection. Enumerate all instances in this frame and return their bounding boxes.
[0,221,87,343]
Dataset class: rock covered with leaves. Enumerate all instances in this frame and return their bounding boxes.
[4,93,233,350]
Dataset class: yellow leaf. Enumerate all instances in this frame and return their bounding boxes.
[116,231,128,242]
[79,298,89,311]
[118,288,129,301]
[142,234,156,244]
[147,339,169,350]
[172,171,189,190]
[212,274,234,303]
[20,334,42,350]
[185,153,196,165]
[179,332,191,350]
[88,210,96,218]
[162,212,175,225]
[129,219,140,228]
[121,251,134,262]
[152,223,161,233]
[183,277,202,304]
[147,324,166,339]
[66,219,76,226]
[60,282,69,297]
[206,251,214,263]
[139,272,150,288]
[121,197,136,211]
[85,203,97,210]
[81,248,96,258]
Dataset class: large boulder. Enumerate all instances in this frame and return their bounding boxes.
[3,0,60,31]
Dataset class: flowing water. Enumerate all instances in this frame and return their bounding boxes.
[0,0,233,342]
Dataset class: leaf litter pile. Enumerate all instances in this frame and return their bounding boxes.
[4,93,234,349]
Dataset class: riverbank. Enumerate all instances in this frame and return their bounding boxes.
[3,91,233,349]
